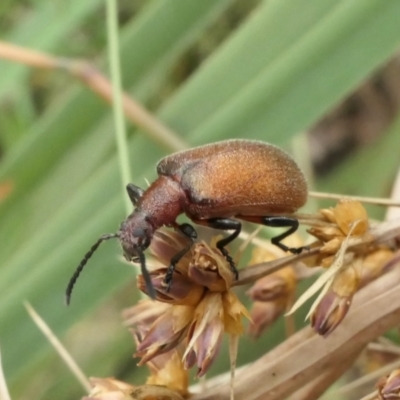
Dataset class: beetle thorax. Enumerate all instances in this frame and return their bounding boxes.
[137,175,187,228]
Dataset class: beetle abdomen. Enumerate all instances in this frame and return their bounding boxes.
[157,139,307,219]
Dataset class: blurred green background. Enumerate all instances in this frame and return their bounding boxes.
[1,0,400,399]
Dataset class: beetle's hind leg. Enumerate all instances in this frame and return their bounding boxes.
[164,223,197,291]
[260,216,307,254]
[193,217,241,280]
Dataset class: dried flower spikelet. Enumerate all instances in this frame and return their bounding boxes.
[182,290,249,376]
[246,246,296,336]
[359,246,394,288]
[247,299,287,338]
[146,351,189,397]
[310,200,370,255]
[123,300,170,330]
[131,310,189,396]
[311,291,350,337]
[308,225,344,243]
[222,290,251,335]
[137,269,204,306]
[332,200,369,235]
[135,305,194,364]
[311,264,359,336]
[377,369,400,399]
[83,377,135,400]
[132,233,250,378]
[150,229,192,274]
[188,238,233,291]
[331,261,360,298]
[247,266,297,302]
[246,268,295,338]
[183,292,225,376]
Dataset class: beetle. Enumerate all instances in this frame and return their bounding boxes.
[66,139,307,303]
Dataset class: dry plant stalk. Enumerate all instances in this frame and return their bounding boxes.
[0,41,186,152]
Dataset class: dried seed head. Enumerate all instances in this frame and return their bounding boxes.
[331,200,369,235]
[135,305,194,364]
[127,304,189,396]
[131,232,249,378]
[137,269,204,305]
[309,200,370,256]
[246,246,297,337]
[222,291,251,335]
[310,290,351,337]
[359,246,394,288]
[246,246,297,302]
[188,238,233,291]
[181,290,249,376]
[311,261,360,336]
[123,300,169,330]
[331,262,360,298]
[247,300,287,339]
[247,266,297,302]
[184,292,225,377]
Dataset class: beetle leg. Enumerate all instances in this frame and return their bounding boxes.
[164,223,197,291]
[194,218,241,279]
[126,183,145,206]
[260,216,307,254]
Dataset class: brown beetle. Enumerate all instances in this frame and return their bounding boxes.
[66,139,307,303]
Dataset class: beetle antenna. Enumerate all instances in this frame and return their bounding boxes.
[65,233,119,305]
[137,249,156,299]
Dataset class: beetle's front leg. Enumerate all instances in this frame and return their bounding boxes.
[164,223,197,291]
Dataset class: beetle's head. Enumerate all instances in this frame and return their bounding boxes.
[118,211,153,263]
[117,211,156,298]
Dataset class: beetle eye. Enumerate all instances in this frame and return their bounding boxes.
[132,228,146,238]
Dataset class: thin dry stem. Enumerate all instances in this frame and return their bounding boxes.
[24,302,91,393]
[338,356,400,397]
[229,335,239,400]
[235,247,321,286]
[368,340,400,356]
[359,391,379,400]
[0,41,186,152]
[309,191,400,207]
[284,306,296,338]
